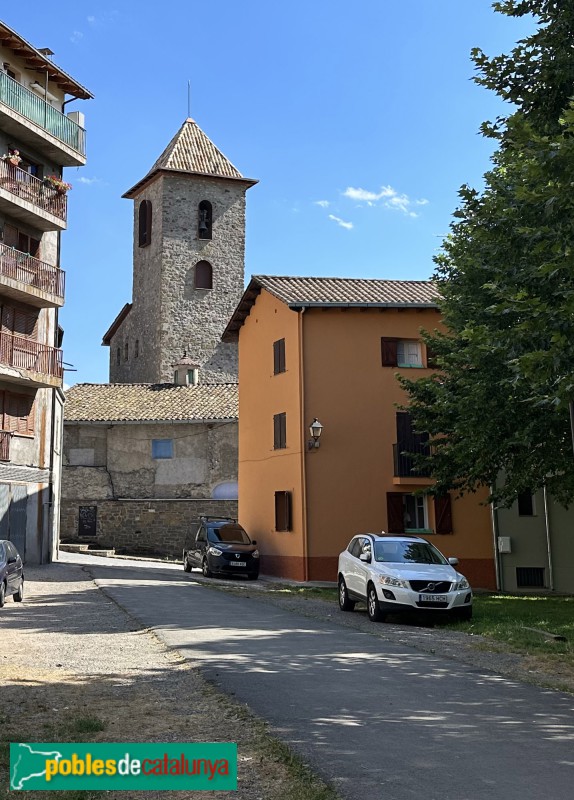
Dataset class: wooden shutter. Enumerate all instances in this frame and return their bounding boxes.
[0,391,5,430]
[3,224,19,248]
[273,412,286,449]
[426,344,438,369]
[386,493,405,533]
[435,494,453,534]
[1,305,15,334]
[13,308,38,338]
[273,339,285,374]
[381,337,398,367]
[275,491,292,532]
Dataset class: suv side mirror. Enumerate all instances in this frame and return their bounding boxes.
[448,557,459,566]
[359,552,371,563]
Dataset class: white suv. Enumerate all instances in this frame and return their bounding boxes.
[337,534,472,622]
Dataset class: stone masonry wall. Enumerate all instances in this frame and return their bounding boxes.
[60,498,238,557]
[159,174,247,383]
[108,176,165,383]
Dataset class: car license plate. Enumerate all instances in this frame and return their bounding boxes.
[230,561,246,567]
[419,594,448,603]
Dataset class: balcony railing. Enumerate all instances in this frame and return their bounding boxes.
[393,440,432,478]
[0,331,63,378]
[0,431,10,461]
[0,70,85,156]
[0,242,65,299]
[0,159,67,221]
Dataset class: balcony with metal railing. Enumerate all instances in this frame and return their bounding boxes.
[0,242,65,308]
[0,70,86,166]
[0,159,67,230]
[393,440,432,480]
[0,331,63,388]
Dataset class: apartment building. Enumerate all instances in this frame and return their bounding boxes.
[0,21,91,562]
[223,275,496,587]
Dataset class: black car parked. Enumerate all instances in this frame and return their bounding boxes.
[183,517,259,580]
[0,540,24,607]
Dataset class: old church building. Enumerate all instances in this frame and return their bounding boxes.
[61,118,257,555]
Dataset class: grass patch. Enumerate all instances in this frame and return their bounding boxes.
[446,594,574,657]
[68,715,107,734]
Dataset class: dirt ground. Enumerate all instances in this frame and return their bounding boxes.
[0,562,335,800]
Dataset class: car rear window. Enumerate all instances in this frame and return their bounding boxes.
[374,541,448,565]
[207,524,251,545]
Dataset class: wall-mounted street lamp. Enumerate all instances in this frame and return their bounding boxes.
[308,418,323,450]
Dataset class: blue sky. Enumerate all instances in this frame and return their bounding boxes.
[3,1,533,385]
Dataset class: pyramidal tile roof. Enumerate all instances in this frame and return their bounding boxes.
[123,119,257,197]
[64,383,238,423]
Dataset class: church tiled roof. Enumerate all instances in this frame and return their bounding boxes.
[64,383,238,423]
[223,275,440,340]
[123,118,257,198]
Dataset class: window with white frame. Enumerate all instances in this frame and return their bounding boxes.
[403,493,428,531]
[397,340,422,368]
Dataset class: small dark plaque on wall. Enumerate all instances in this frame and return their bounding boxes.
[78,505,97,537]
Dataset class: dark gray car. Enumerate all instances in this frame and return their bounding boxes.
[183,517,259,580]
[0,540,24,607]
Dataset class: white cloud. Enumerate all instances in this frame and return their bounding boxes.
[87,15,96,24]
[315,200,330,208]
[343,184,428,217]
[77,176,102,185]
[328,214,353,230]
[70,30,83,43]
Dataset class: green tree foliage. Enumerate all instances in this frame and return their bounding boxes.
[400,1,574,506]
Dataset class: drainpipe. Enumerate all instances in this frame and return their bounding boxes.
[490,487,502,592]
[298,307,309,582]
[542,484,554,591]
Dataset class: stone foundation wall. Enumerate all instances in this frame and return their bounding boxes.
[60,498,238,557]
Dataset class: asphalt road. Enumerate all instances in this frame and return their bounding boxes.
[64,553,574,800]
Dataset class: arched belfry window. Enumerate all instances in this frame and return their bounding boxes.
[194,260,213,290]
[198,200,212,240]
[138,199,152,247]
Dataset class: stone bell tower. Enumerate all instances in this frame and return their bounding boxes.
[102,118,257,384]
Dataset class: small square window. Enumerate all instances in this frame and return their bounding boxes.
[152,439,173,459]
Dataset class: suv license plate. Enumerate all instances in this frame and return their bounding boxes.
[230,561,246,567]
[419,594,448,603]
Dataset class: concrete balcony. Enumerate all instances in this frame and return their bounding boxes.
[0,242,65,308]
[0,331,63,388]
[0,71,86,166]
[0,160,67,231]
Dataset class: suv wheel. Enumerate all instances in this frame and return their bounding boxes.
[13,578,23,602]
[202,558,213,578]
[338,577,355,612]
[0,581,5,608]
[183,554,192,573]
[367,583,385,622]
[457,606,472,622]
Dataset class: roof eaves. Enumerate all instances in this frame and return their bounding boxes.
[66,416,237,425]
[101,302,132,346]
[122,168,258,200]
[286,301,440,309]
[0,21,93,99]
